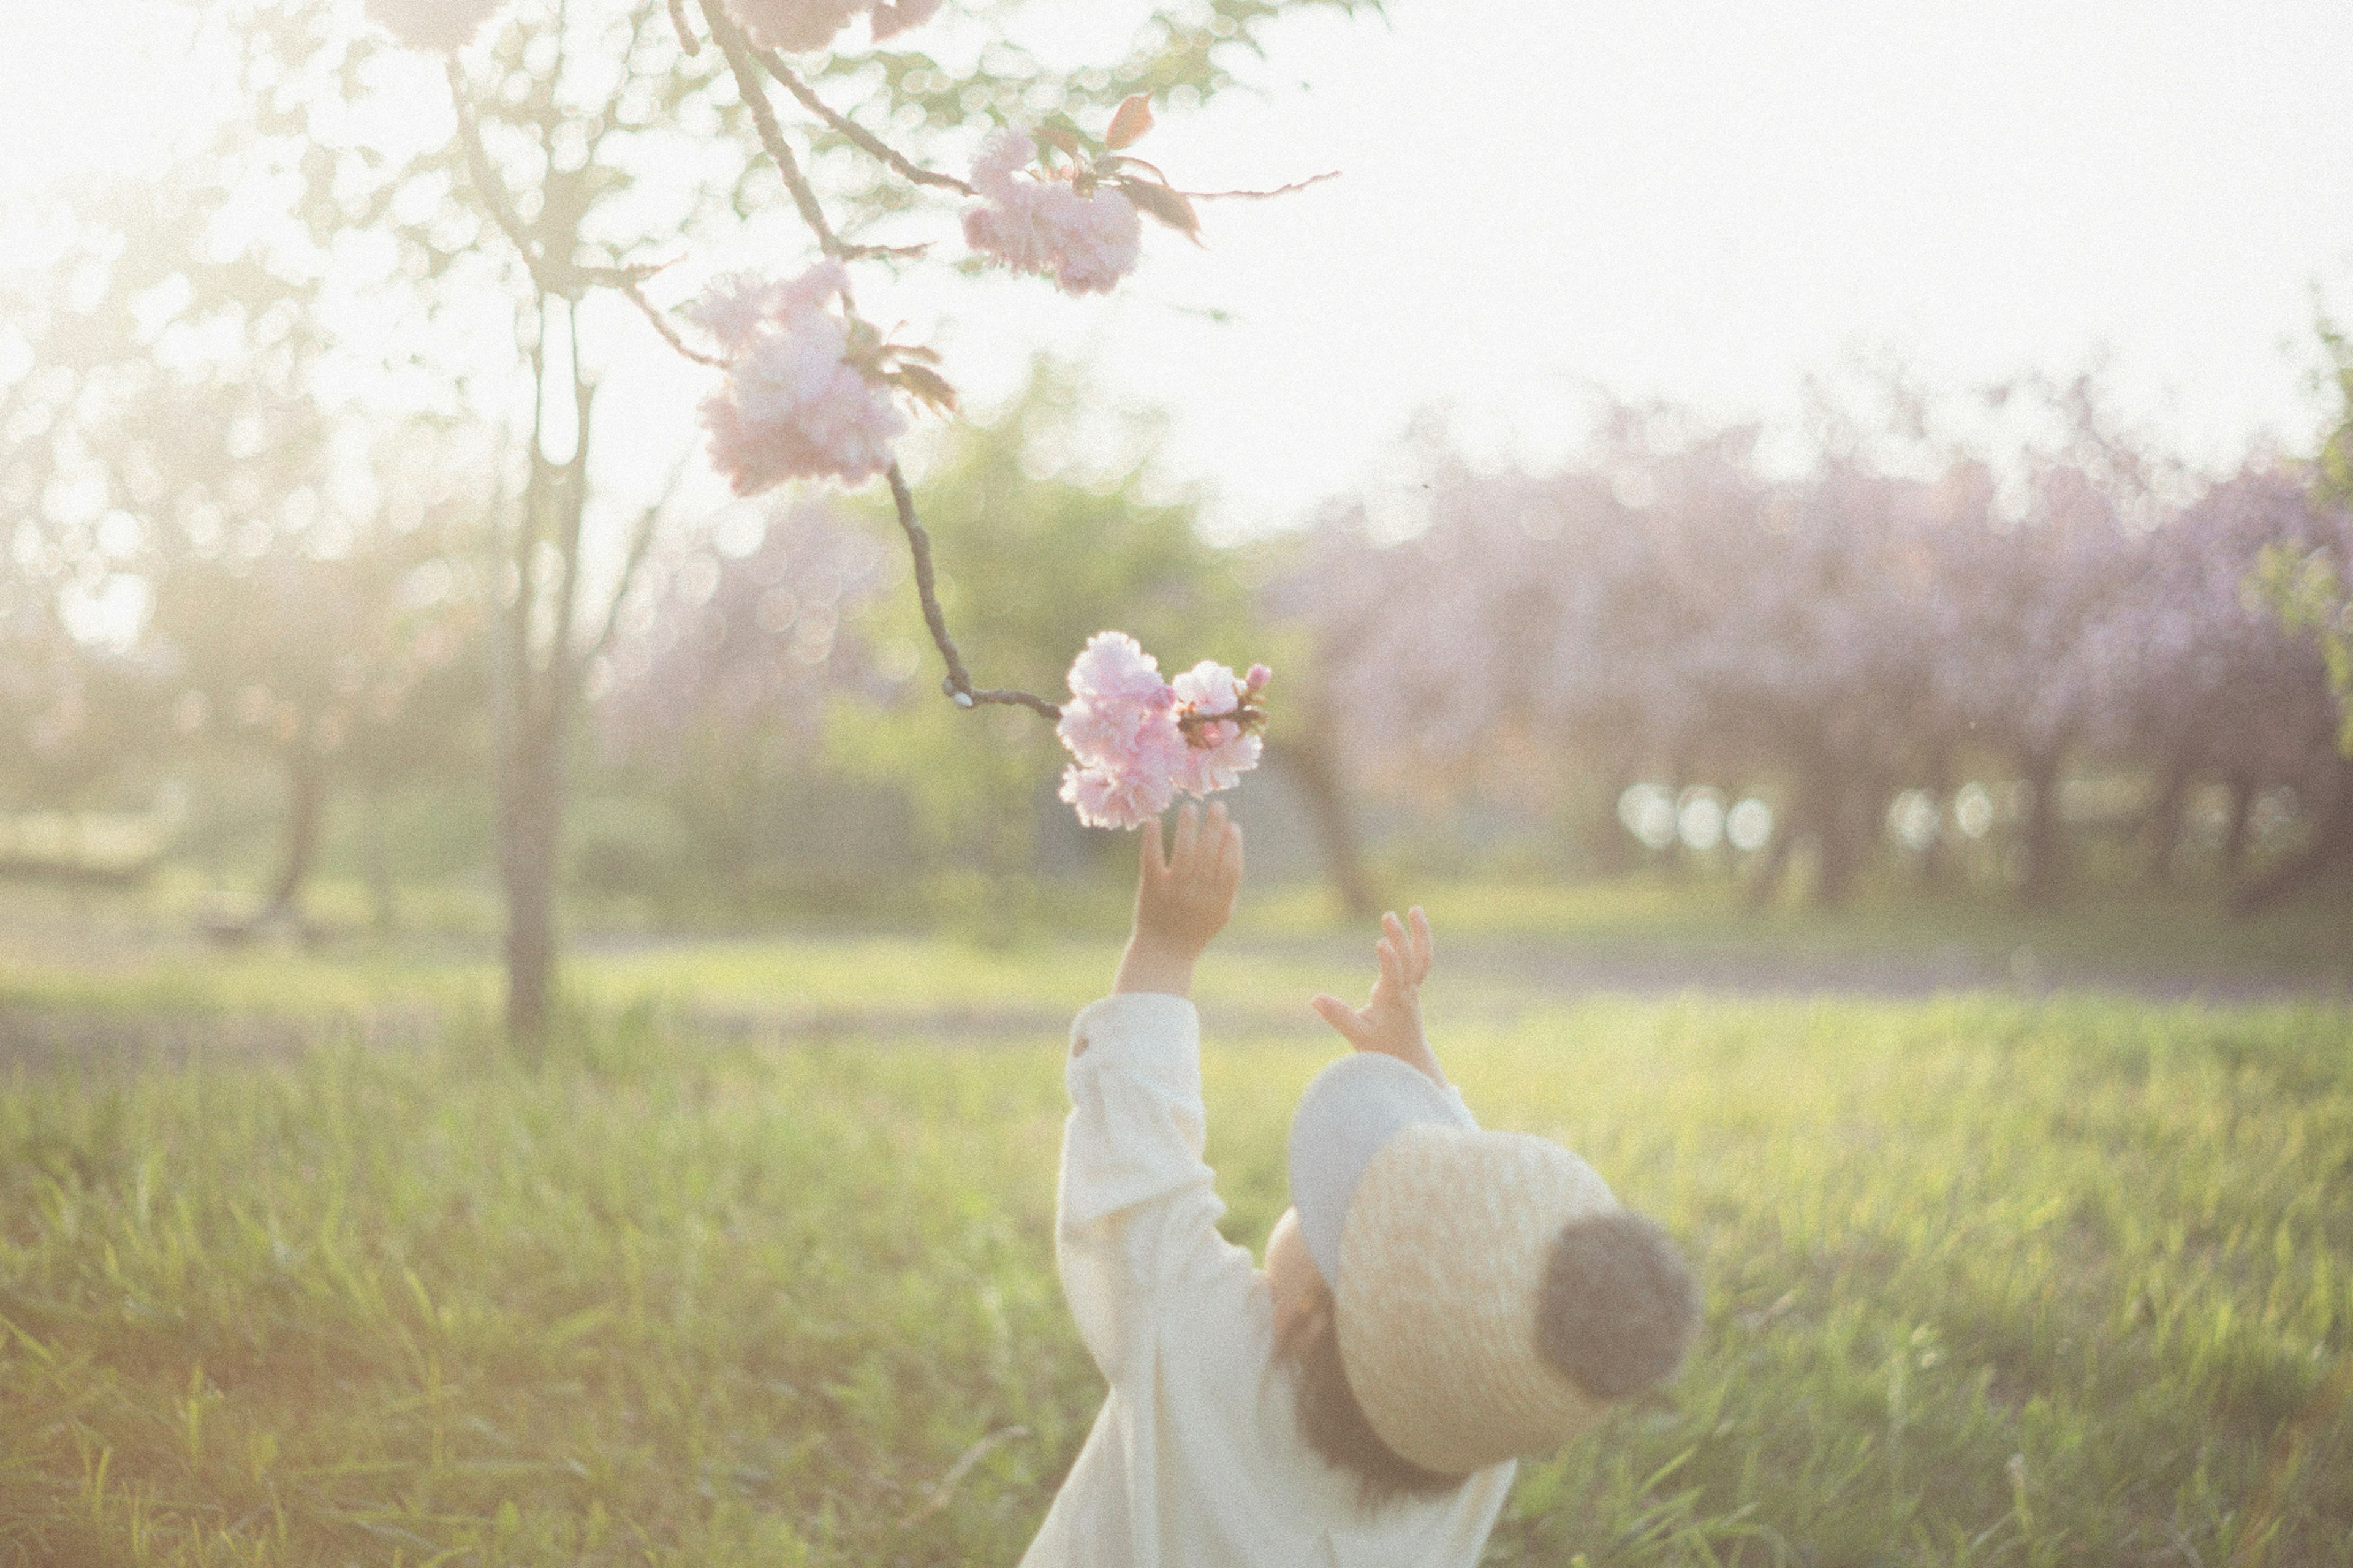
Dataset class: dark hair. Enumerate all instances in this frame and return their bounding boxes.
[1281,1294,1465,1509]
[1534,1209,1700,1399]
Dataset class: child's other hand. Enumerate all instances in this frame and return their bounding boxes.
[1310,907,1444,1086]
[1113,801,1242,998]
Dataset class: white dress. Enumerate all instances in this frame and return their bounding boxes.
[1018,993,1515,1568]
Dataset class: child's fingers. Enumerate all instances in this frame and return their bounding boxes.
[1218,819,1243,893]
[1409,906,1432,980]
[1311,994,1370,1046]
[1200,801,1229,877]
[1170,801,1201,873]
[1375,934,1402,993]
[1140,813,1169,880]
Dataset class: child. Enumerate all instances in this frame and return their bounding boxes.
[1021,800,1700,1567]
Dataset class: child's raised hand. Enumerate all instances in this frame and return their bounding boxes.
[1112,801,1243,998]
[1310,906,1446,1086]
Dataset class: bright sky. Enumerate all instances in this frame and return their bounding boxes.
[10,0,2353,540]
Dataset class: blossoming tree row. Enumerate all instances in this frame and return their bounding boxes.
[1275,392,2353,907]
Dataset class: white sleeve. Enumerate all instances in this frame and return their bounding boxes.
[1054,992,1247,1382]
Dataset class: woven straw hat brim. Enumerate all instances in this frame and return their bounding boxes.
[1335,1123,1616,1475]
[1289,1052,1476,1289]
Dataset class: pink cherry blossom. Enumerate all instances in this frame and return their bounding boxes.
[868,0,942,39]
[682,272,788,358]
[695,260,909,493]
[727,0,940,53]
[962,129,1143,297]
[1056,633,1268,829]
[368,0,501,51]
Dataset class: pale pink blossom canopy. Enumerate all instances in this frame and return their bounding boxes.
[1056,632,1268,829]
[727,0,942,53]
[963,129,1143,297]
[368,0,502,51]
[693,260,909,493]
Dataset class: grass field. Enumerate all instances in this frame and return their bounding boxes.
[3,916,2351,1567]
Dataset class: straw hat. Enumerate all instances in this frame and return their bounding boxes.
[1287,1053,1626,1476]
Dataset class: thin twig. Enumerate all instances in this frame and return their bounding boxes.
[618,276,729,366]
[886,461,1062,722]
[1179,170,1343,201]
[667,0,699,53]
[901,1426,1029,1528]
[588,451,694,665]
[756,48,976,195]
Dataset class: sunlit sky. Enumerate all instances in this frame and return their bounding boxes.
[10,0,2353,540]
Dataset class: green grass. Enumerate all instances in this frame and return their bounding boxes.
[3,980,2349,1566]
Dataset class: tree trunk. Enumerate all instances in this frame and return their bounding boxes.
[501,724,563,1048]
[492,294,596,1057]
[2018,750,2066,907]
[2232,765,2353,914]
[2140,759,2191,884]
[1745,776,1803,911]
[2219,775,2255,877]
[1588,762,1640,876]
[1271,730,1377,920]
[363,782,396,934]
[1813,776,1874,909]
[260,738,324,923]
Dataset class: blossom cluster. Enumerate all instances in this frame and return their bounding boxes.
[1055,631,1270,829]
[727,0,942,54]
[368,0,503,51]
[962,129,1143,297]
[690,261,909,493]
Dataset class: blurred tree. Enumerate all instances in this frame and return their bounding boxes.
[145,426,492,928]
[0,121,493,923]
[2245,323,2353,907]
[0,146,325,848]
[1283,381,2347,912]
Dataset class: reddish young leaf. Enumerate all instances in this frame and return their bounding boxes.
[1034,124,1088,165]
[1105,93,1154,151]
[1120,177,1201,241]
[890,364,960,414]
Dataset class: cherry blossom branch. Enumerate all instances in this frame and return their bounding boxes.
[885,461,1063,721]
[701,0,902,270]
[754,49,976,197]
[1180,170,1343,201]
[667,0,700,55]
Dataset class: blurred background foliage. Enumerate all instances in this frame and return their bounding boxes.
[1,0,2350,960]
[7,344,2353,949]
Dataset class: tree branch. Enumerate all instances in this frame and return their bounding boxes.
[449,60,727,370]
[754,49,975,197]
[885,461,1061,722]
[545,300,596,723]
[588,450,694,666]
[615,274,729,366]
[447,58,555,292]
[701,0,849,262]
